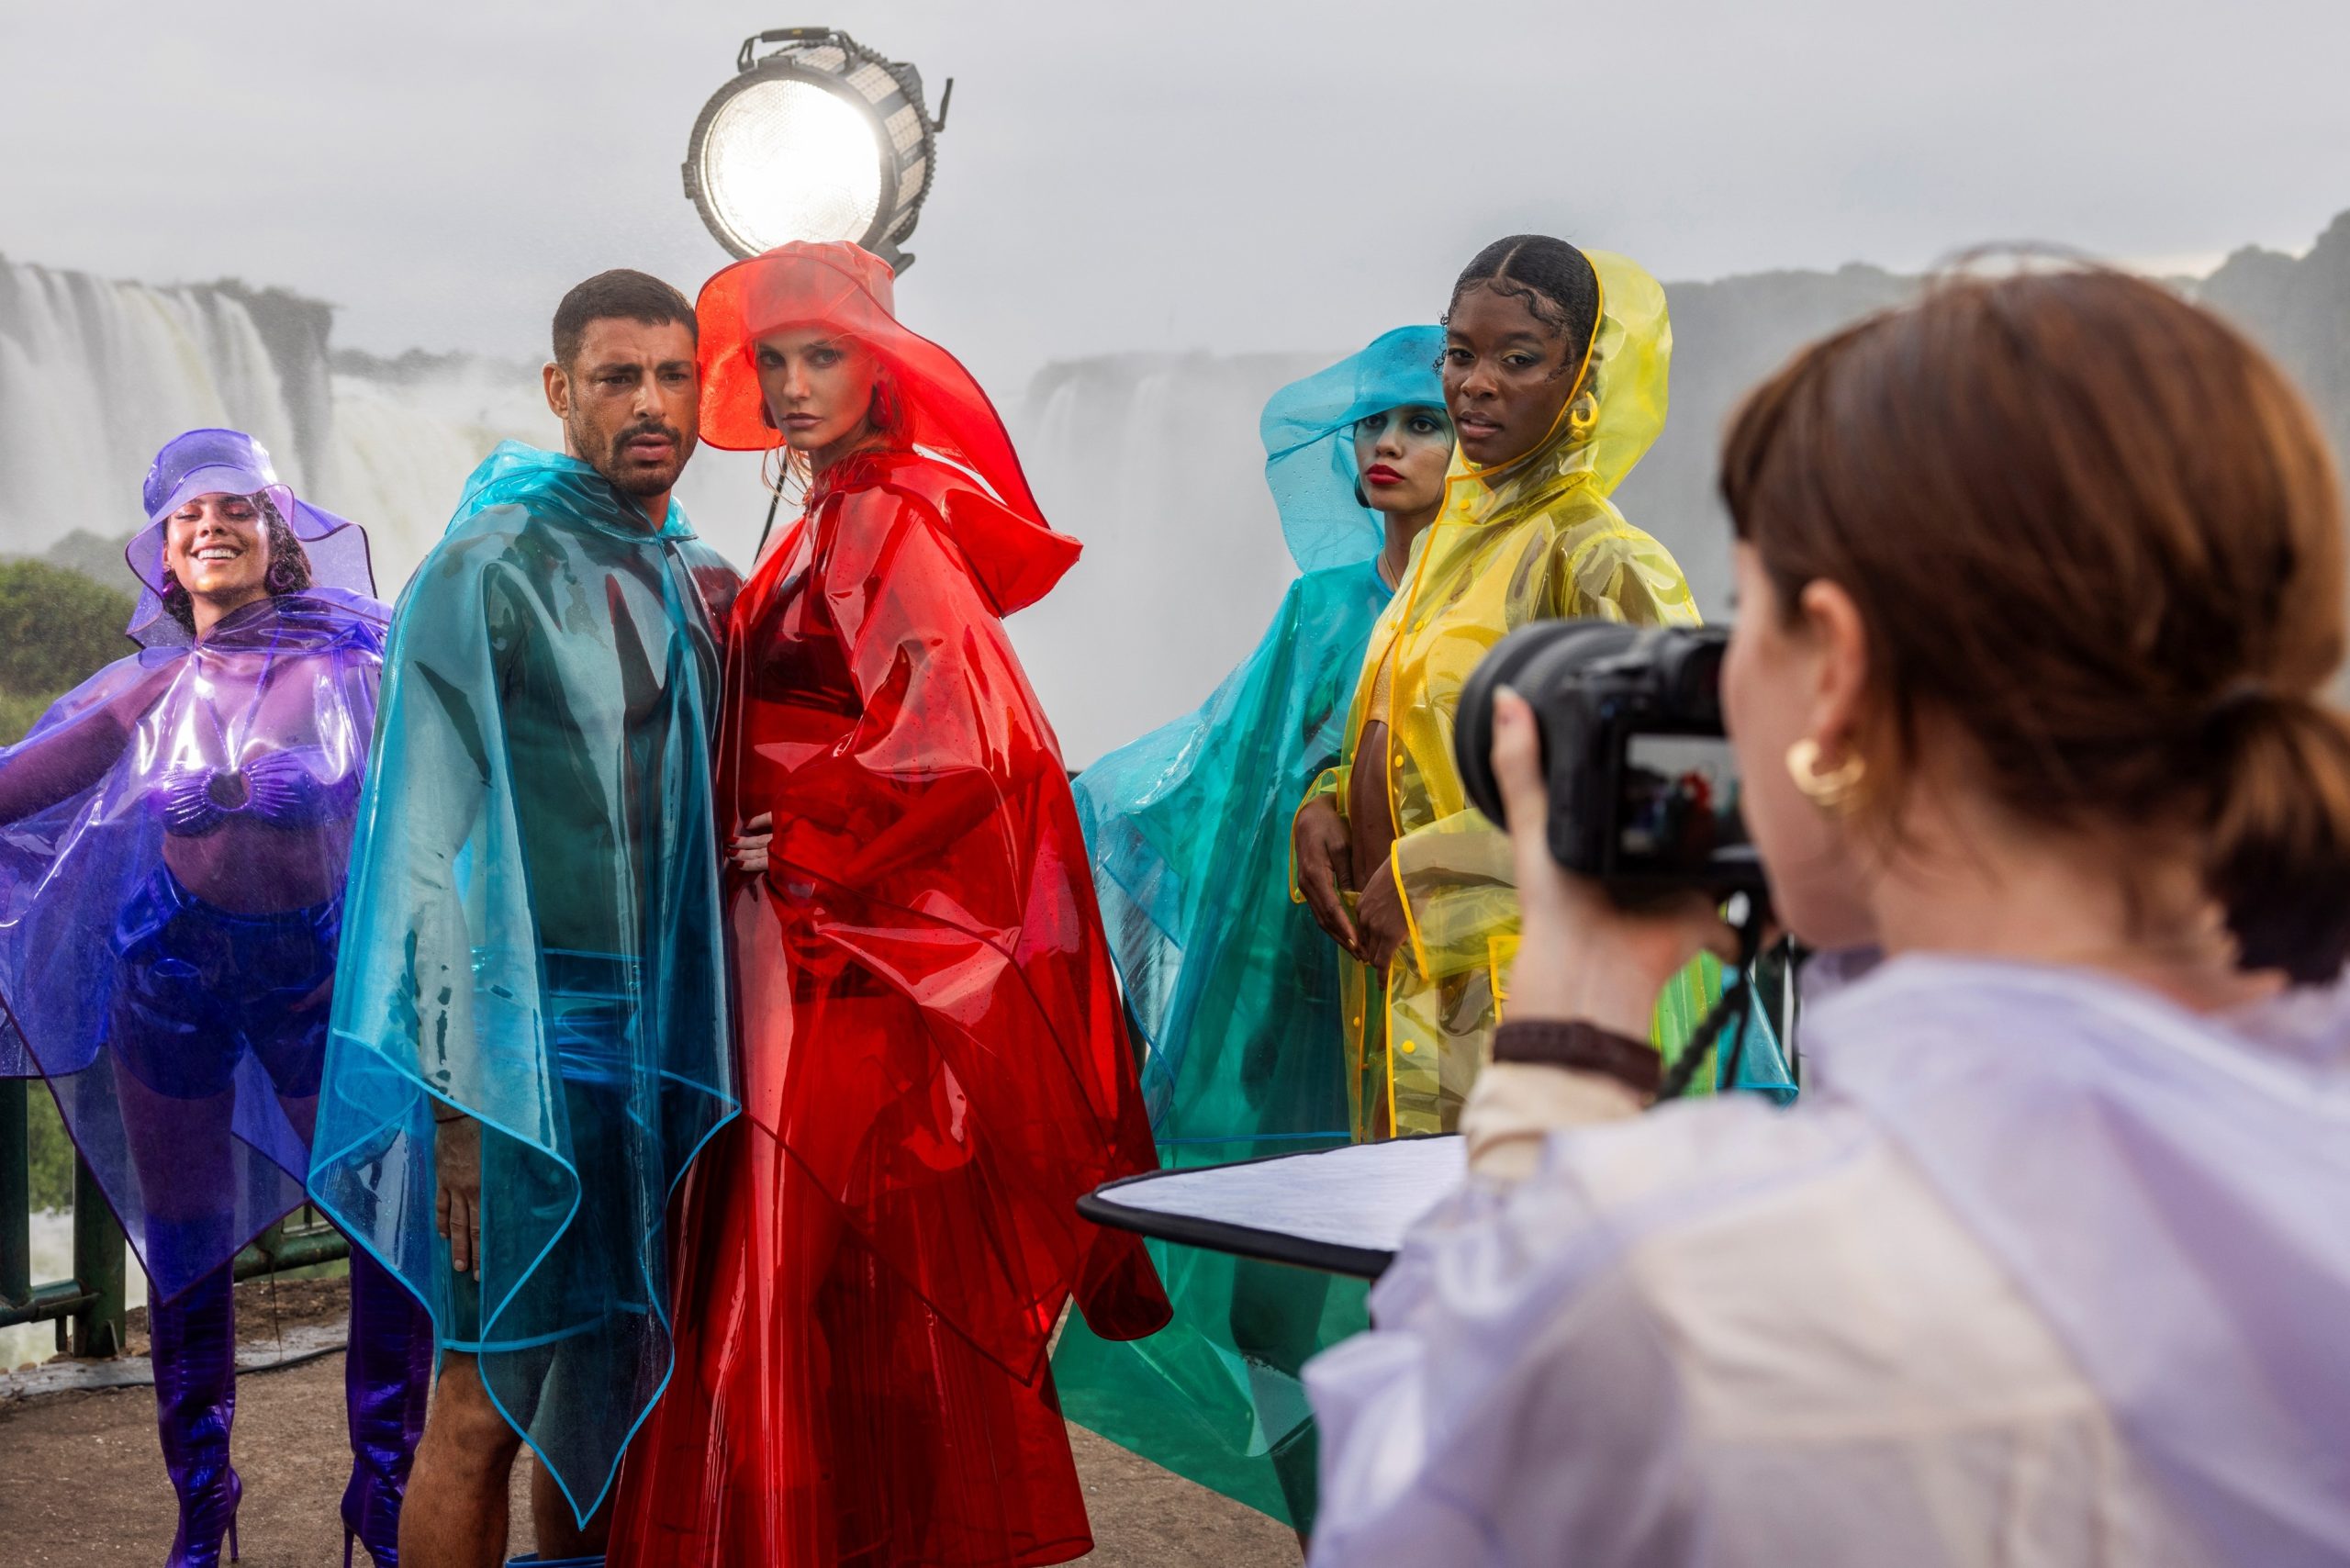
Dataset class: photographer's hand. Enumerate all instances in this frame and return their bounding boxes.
[1491,689,1734,1035]
[1292,797,1362,957]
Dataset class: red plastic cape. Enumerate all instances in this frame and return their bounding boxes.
[613,245,1168,1568]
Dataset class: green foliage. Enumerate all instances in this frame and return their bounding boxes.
[0,554,137,1213]
[0,689,50,746]
[27,1089,72,1213]
[0,558,134,701]
[39,529,137,589]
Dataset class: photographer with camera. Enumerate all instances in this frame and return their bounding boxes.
[1304,267,2350,1565]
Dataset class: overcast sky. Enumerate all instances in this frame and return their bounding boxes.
[6,0,2349,391]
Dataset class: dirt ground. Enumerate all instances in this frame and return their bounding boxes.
[0,1276,1300,1567]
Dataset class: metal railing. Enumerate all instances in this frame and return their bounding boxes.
[0,1077,346,1359]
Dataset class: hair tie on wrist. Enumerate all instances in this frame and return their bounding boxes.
[1492,1019,1661,1097]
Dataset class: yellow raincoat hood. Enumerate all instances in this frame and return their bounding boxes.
[1308,250,1708,1139]
[1445,248,1673,536]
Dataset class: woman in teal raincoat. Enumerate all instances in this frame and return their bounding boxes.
[1052,327,1453,1535]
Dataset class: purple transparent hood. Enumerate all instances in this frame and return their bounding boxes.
[127,428,376,648]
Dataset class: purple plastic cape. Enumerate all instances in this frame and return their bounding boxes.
[0,589,390,1301]
[0,428,387,1304]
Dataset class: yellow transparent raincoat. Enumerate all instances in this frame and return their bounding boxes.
[1301,251,1712,1140]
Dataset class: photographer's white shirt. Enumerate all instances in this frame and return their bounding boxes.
[1305,956,2350,1567]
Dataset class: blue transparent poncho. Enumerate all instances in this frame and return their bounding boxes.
[307,442,739,1525]
[1053,326,1448,1529]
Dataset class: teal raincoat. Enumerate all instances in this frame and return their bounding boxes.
[1052,328,1448,1530]
[308,442,740,1524]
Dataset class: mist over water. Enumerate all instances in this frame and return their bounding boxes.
[0,262,312,546]
[9,216,2350,761]
[1010,352,1327,763]
[0,255,1329,763]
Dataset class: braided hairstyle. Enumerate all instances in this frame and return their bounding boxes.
[1447,236,1604,378]
[160,493,314,635]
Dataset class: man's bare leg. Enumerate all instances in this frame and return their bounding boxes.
[532,1454,611,1561]
[398,1352,522,1568]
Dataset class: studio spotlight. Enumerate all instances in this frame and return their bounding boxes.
[685,27,952,271]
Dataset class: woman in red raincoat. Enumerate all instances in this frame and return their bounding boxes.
[609,241,1169,1567]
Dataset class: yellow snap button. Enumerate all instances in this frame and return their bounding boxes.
[1351,1016,1363,1027]
[1393,753,1404,767]
[1398,1040,1417,1055]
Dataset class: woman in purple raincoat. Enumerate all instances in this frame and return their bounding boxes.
[0,430,431,1568]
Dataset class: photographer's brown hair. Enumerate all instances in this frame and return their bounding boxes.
[1720,265,2350,981]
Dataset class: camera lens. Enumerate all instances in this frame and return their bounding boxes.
[1660,635,1727,727]
[1455,620,1642,827]
[1455,627,1560,826]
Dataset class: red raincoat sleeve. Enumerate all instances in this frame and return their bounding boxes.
[739,476,1169,1377]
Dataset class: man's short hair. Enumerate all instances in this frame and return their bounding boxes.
[552,270,697,369]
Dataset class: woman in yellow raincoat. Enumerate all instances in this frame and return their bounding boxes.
[1293,235,1782,1139]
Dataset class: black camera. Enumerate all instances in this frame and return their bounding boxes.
[1455,620,1767,896]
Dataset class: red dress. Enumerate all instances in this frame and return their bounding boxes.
[609,441,1170,1566]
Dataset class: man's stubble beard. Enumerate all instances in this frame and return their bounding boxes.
[576,413,690,498]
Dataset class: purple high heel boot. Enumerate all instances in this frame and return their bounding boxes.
[340,1249,434,1567]
[150,1264,241,1567]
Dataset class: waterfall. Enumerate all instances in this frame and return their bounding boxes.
[0,259,559,594]
[325,355,775,591]
[0,256,778,606]
[0,253,1340,766]
[0,260,315,556]
[0,248,1868,773]
[1006,350,1330,764]
[320,353,562,579]
[15,225,2350,762]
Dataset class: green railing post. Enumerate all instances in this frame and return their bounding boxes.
[68,1153,125,1358]
[0,1077,27,1307]
[3,1151,342,1346]
[233,1210,347,1281]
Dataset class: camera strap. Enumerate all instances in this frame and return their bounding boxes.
[1655,902,1770,1102]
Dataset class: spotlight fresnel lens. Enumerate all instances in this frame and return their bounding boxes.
[685,27,952,271]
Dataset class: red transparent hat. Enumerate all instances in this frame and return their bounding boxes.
[696,241,1077,611]
[695,241,1037,502]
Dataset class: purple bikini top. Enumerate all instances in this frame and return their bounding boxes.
[148,748,359,836]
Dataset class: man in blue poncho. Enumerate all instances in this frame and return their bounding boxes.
[309,270,739,1568]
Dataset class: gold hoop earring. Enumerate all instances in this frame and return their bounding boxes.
[1564,391,1599,442]
[1786,738,1865,812]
